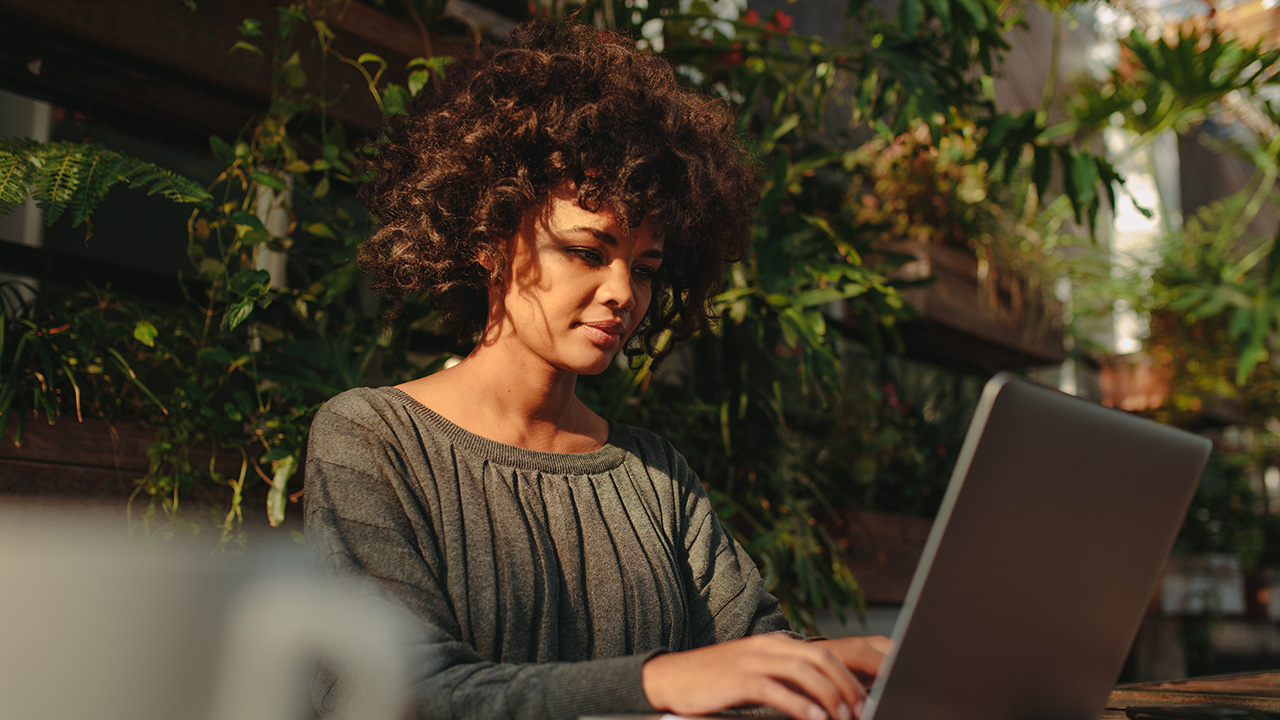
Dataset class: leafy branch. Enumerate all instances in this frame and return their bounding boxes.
[0,138,212,228]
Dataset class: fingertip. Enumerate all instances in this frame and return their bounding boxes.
[854,698,866,718]
[807,703,827,720]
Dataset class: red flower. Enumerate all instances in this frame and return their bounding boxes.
[743,9,761,25]
[719,50,743,68]
[766,9,794,34]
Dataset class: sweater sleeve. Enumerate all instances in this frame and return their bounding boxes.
[303,396,659,720]
[660,439,795,646]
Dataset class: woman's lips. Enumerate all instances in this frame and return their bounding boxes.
[579,320,625,348]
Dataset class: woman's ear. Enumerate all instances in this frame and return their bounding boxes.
[476,246,503,285]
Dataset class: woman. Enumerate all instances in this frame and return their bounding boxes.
[304,19,888,720]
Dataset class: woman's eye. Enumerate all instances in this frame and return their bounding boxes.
[569,247,604,264]
[632,265,659,281]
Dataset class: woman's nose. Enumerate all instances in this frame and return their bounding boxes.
[600,260,635,310]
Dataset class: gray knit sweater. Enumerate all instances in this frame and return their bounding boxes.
[304,386,791,720]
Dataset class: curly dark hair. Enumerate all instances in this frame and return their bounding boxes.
[358,19,758,359]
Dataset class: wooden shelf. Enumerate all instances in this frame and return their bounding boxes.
[873,241,1067,373]
[0,0,462,139]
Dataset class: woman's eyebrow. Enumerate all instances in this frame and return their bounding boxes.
[567,226,665,259]
[566,226,620,245]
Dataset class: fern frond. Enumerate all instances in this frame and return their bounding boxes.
[0,138,214,229]
[127,166,211,207]
[0,138,40,218]
[75,148,119,228]
[36,144,84,225]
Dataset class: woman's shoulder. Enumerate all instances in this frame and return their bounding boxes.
[317,385,405,417]
[609,421,694,476]
[311,386,419,440]
[610,420,669,452]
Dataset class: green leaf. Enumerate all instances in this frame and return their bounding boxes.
[382,84,410,116]
[229,267,272,294]
[197,346,235,366]
[923,0,951,29]
[1236,341,1267,385]
[105,347,168,415]
[408,69,430,97]
[224,301,254,331]
[133,319,158,347]
[313,19,335,41]
[305,222,337,238]
[230,40,264,56]
[230,210,266,231]
[761,114,801,153]
[242,228,273,246]
[1070,150,1098,210]
[791,287,848,307]
[899,0,922,35]
[1031,144,1051,197]
[952,0,988,29]
[266,454,298,528]
[210,136,235,165]
[238,18,263,37]
[261,447,292,462]
[408,56,454,77]
[282,51,306,89]
[251,171,288,192]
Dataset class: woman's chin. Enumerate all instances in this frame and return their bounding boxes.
[561,350,622,376]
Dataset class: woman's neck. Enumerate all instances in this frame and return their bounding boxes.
[396,345,608,454]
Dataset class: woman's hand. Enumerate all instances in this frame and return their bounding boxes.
[641,634,890,720]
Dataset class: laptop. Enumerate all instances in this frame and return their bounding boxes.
[861,372,1212,720]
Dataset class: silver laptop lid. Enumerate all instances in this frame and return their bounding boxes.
[864,373,1212,720]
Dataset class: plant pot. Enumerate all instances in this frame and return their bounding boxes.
[1098,352,1171,412]
[873,241,1066,372]
[1099,351,1244,425]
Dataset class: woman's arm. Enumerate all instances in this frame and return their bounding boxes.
[639,441,888,720]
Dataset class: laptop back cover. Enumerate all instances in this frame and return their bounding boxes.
[864,374,1212,720]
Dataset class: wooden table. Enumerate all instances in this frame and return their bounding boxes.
[1101,671,1280,718]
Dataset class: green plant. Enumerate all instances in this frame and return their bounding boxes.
[1,0,440,543]
[1066,20,1280,643]
[1064,23,1280,381]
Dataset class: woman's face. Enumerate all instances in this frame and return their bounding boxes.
[483,187,664,376]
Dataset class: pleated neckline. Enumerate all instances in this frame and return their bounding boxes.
[381,386,629,475]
